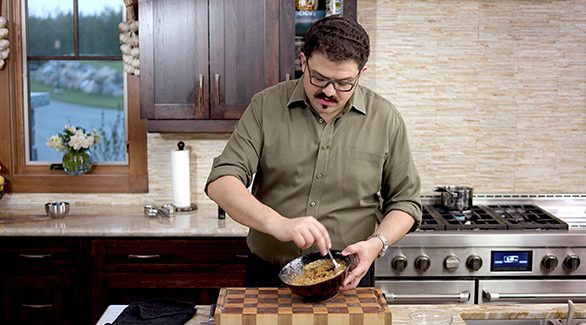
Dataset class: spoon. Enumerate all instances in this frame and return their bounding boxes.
[327,250,339,271]
[567,299,574,325]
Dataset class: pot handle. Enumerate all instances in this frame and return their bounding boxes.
[433,187,459,198]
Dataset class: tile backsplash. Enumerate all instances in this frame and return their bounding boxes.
[4,0,585,206]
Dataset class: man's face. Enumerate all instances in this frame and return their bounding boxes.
[300,52,364,119]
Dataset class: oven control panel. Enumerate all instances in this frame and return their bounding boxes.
[376,247,585,277]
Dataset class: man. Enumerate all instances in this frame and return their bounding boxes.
[206,15,422,290]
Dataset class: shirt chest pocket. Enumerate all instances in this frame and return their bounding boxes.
[342,148,386,197]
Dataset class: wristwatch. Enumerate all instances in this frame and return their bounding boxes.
[367,233,389,258]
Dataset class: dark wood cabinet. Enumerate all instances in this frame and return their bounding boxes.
[139,0,357,133]
[0,237,248,324]
[0,238,88,325]
[140,0,281,132]
[91,237,248,323]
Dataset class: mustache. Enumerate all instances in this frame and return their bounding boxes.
[315,92,338,103]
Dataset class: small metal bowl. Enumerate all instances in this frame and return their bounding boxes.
[279,250,350,302]
[44,202,70,219]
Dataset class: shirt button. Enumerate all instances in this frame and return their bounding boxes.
[310,201,316,207]
[316,173,323,179]
[321,145,328,150]
[319,118,324,123]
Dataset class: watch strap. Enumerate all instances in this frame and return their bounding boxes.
[367,233,389,258]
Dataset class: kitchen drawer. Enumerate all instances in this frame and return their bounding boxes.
[93,238,249,287]
[1,287,86,325]
[0,238,83,276]
[94,238,248,271]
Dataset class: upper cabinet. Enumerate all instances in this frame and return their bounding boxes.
[139,0,356,133]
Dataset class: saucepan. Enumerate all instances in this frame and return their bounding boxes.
[433,186,473,211]
[278,250,350,302]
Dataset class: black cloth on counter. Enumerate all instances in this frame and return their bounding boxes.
[244,252,374,287]
[106,297,196,325]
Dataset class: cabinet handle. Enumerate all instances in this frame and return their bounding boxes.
[21,304,54,309]
[234,254,249,259]
[128,254,161,259]
[285,73,291,81]
[197,74,204,108]
[19,254,52,259]
[215,73,221,105]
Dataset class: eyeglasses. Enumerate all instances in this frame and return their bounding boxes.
[305,61,361,92]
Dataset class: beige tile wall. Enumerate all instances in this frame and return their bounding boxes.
[4,0,585,206]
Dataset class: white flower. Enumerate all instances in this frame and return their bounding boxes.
[68,131,87,150]
[66,124,77,134]
[82,135,95,148]
[46,135,66,152]
[47,124,101,153]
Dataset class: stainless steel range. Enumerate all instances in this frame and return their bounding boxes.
[375,198,586,305]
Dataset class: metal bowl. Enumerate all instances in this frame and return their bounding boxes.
[278,250,350,302]
[44,202,70,219]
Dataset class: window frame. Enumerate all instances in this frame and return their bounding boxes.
[0,0,147,193]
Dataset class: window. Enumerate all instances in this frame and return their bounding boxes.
[0,0,147,193]
[26,0,125,164]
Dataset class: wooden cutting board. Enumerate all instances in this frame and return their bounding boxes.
[215,287,391,325]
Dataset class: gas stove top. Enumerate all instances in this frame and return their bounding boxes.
[419,204,568,231]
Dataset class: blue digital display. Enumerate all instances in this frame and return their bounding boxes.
[491,251,532,272]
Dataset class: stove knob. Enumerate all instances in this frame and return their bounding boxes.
[443,255,460,272]
[563,254,581,272]
[466,255,483,272]
[541,254,558,272]
[414,255,431,273]
[391,255,408,272]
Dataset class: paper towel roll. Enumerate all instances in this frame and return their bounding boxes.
[171,148,191,208]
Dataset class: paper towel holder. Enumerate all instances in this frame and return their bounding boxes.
[171,141,198,212]
[174,203,198,212]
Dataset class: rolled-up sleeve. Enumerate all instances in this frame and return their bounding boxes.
[205,95,264,193]
[380,113,422,232]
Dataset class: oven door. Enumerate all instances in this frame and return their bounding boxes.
[376,280,475,304]
[479,279,586,303]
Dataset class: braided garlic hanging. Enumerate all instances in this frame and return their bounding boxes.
[0,16,9,70]
[119,19,139,75]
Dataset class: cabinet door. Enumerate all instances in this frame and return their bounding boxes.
[209,0,280,119]
[140,0,209,119]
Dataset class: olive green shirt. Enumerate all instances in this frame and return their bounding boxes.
[206,79,422,265]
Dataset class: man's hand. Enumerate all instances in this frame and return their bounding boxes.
[269,216,332,256]
[339,237,381,290]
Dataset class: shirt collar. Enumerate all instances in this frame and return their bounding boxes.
[286,78,367,115]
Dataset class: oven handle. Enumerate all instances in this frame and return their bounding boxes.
[483,290,586,302]
[383,290,471,303]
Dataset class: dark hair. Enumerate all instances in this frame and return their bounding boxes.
[302,15,370,69]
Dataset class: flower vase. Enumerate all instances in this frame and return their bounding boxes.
[62,150,93,176]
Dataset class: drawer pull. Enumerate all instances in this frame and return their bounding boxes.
[234,254,249,259]
[19,254,52,259]
[128,254,161,259]
[21,304,54,309]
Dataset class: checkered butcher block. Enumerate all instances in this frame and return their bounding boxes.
[215,287,391,325]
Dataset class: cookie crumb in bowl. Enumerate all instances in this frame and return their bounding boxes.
[279,250,350,302]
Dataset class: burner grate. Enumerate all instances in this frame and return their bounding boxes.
[487,204,569,230]
[419,206,445,231]
[427,205,508,230]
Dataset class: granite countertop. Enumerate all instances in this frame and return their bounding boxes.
[390,303,585,324]
[0,204,249,237]
[0,198,584,237]
[97,303,585,324]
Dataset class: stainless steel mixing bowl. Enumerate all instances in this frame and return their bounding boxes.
[45,202,70,218]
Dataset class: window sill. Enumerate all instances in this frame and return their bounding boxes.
[10,173,148,193]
